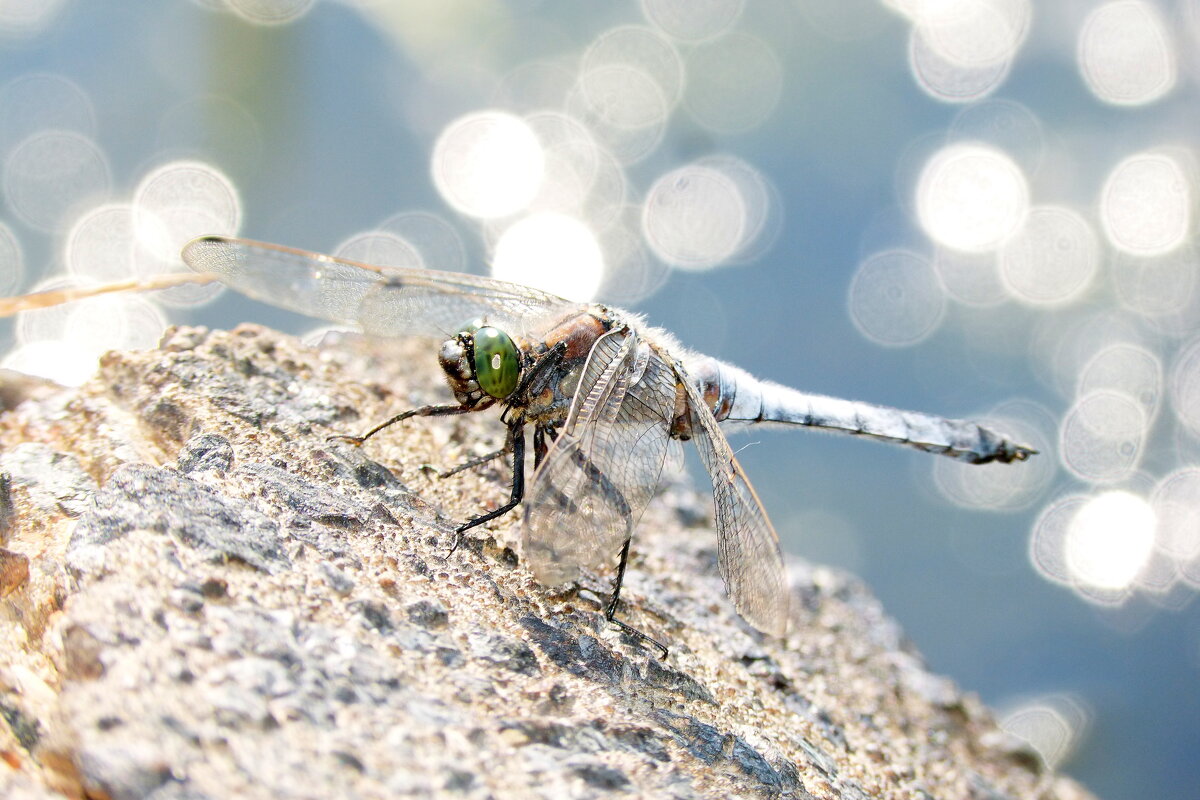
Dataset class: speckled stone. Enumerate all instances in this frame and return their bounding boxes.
[0,325,1096,800]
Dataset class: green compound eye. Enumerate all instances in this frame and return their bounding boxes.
[472,326,520,399]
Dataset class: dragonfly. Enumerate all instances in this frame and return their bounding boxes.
[167,236,1036,654]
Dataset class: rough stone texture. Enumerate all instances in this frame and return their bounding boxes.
[0,324,1095,799]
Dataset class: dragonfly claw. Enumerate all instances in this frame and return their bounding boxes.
[327,433,366,447]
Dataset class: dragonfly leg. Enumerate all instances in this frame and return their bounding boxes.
[329,403,470,446]
[516,341,568,398]
[499,342,567,430]
[605,537,669,660]
[438,446,509,478]
[531,424,560,470]
[454,421,526,546]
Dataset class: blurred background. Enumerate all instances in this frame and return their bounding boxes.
[1,1,1197,796]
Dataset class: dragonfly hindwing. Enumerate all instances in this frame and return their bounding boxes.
[522,329,678,588]
[680,377,790,637]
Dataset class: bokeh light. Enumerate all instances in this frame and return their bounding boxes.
[847,249,945,347]
[133,160,242,265]
[641,0,743,42]
[431,111,545,220]
[998,206,1098,308]
[13,276,75,344]
[1029,493,1086,587]
[494,61,579,114]
[570,62,668,164]
[1112,249,1199,324]
[334,230,424,270]
[0,73,94,154]
[378,210,468,275]
[1077,343,1162,425]
[570,25,685,164]
[948,99,1045,174]
[1170,335,1200,439]
[642,162,745,270]
[0,0,67,37]
[491,212,603,302]
[5,286,168,386]
[933,400,1053,511]
[1000,694,1090,770]
[595,211,668,306]
[3,130,111,232]
[1,338,99,387]
[908,25,1011,102]
[932,248,1006,307]
[1065,490,1156,593]
[523,111,625,225]
[65,203,146,284]
[907,0,1030,68]
[1151,468,1200,564]
[1100,151,1191,256]
[0,219,22,295]
[223,0,317,26]
[916,143,1028,252]
[1034,310,1142,400]
[698,155,780,265]
[582,26,683,109]
[1077,1,1176,107]
[903,0,1029,102]
[129,160,240,309]
[1058,390,1146,484]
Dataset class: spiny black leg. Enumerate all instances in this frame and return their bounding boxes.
[439,446,509,478]
[449,421,525,556]
[547,444,667,658]
[605,537,669,660]
[329,403,470,446]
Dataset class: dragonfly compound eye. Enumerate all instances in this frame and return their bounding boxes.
[472,326,520,399]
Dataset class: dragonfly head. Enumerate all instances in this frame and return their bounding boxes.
[439,320,522,408]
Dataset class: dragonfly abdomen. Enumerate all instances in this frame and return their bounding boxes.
[691,357,1034,464]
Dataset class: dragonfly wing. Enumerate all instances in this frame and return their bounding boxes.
[522,329,680,586]
[181,235,579,338]
[680,375,789,637]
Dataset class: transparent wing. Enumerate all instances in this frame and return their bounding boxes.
[522,329,681,586]
[181,235,581,338]
[680,374,789,637]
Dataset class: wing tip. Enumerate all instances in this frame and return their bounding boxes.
[180,234,232,271]
[757,599,791,639]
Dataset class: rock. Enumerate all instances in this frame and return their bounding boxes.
[0,324,1096,799]
[1,443,97,519]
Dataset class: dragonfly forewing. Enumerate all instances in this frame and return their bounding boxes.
[680,374,790,638]
[182,236,578,338]
[522,328,681,586]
